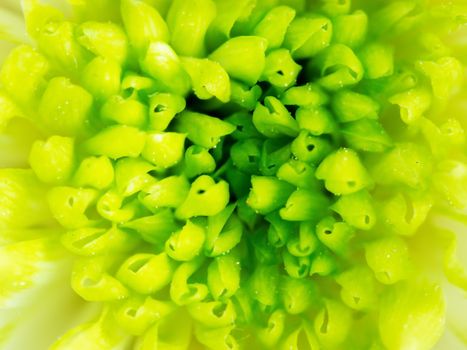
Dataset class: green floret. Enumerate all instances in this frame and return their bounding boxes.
[0,0,466,349]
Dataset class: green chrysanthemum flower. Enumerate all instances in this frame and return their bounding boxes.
[1,0,467,349]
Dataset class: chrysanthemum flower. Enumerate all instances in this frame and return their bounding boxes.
[0,0,466,349]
